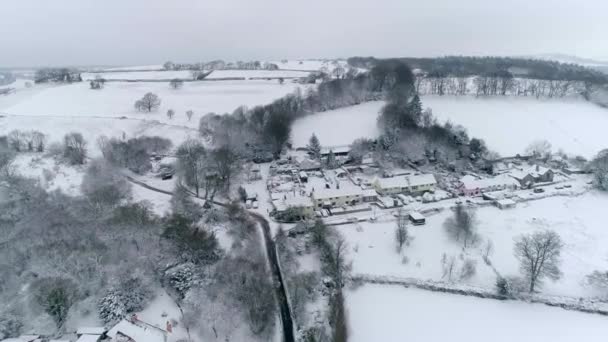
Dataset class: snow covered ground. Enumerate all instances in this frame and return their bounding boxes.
[205,69,310,79]
[291,101,383,148]
[424,96,608,158]
[272,59,350,72]
[338,190,608,298]
[82,70,192,81]
[347,284,608,342]
[1,80,304,128]
[11,154,85,196]
[290,96,608,158]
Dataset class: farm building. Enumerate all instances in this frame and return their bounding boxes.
[373,174,437,196]
[457,174,519,196]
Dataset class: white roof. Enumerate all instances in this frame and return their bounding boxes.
[77,327,106,335]
[460,174,519,189]
[312,187,363,200]
[408,174,437,187]
[362,189,378,197]
[409,211,425,220]
[320,145,351,155]
[496,199,516,206]
[274,195,313,211]
[375,174,436,189]
[75,335,100,342]
[107,320,166,342]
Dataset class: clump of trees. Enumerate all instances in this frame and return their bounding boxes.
[81,158,132,209]
[33,277,78,330]
[89,76,105,89]
[34,68,82,83]
[134,92,161,112]
[98,135,172,174]
[175,139,239,199]
[63,132,87,165]
[98,275,153,326]
[6,130,46,152]
[444,203,479,248]
[310,220,351,341]
[590,149,608,191]
[169,78,184,89]
[514,230,563,293]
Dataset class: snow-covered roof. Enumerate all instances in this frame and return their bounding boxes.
[409,211,425,220]
[496,199,516,206]
[408,174,437,187]
[274,195,314,211]
[77,327,106,335]
[107,319,166,342]
[375,176,409,189]
[362,189,378,197]
[75,335,100,342]
[312,187,364,200]
[460,174,519,190]
[320,145,351,155]
[375,174,436,189]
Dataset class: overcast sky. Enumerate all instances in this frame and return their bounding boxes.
[1,0,607,67]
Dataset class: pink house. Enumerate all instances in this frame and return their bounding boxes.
[457,174,519,197]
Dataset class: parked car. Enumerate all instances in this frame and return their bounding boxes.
[533,188,545,193]
[563,184,572,188]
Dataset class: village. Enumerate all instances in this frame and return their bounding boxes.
[247,143,591,228]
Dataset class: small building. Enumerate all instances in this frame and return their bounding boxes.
[299,171,308,183]
[408,211,426,225]
[299,158,322,171]
[495,198,516,209]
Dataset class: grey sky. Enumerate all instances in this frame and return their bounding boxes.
[1,0,607,67]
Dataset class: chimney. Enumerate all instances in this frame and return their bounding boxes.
[536,165,539,172]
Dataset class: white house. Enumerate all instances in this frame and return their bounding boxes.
[458,174,519,196]
[373,174,437,195]
[311,187,364,208]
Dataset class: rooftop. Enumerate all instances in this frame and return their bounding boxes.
[312,186,364,200]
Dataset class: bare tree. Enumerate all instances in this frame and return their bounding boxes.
[444,203,478,248]
[186,110,194,121]
[591,149,608,191]
[514,230,563,293]
[134,92,161,112]
[166,109,175,120]
[395,208,409,253]
[63,132,87,165]
[169,78,184,89]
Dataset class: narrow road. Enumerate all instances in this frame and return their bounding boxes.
[123,176,295,342]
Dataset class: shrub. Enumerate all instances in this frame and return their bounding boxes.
[98,276,153,326]
[0,313,22,339]
[32,277,78,328]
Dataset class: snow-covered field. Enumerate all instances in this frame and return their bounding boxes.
[272,59,349,72]
[424,96,608,158]
[82,70,192,81]
[290,96,608,157]
[206,69,310,79]
[1,80,302,126]
[347,284,608,342]
[338,190,608,298]
[290,101,383,148]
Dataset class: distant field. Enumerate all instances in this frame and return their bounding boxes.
[82,70,192,81]
[290,101,383,148]
[292,96,608,158]
[424,96,608,158]
[1,80,304,129]
[347,285,608,342]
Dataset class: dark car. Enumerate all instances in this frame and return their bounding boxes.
[533,188,545,193]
